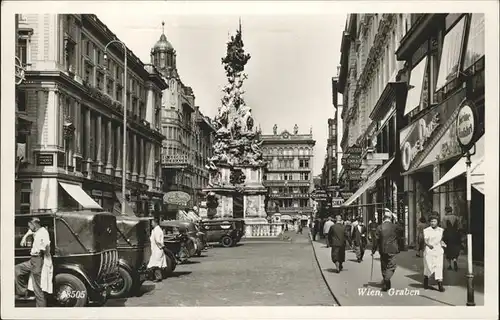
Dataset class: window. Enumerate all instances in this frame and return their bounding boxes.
[107,79,114,96]
[19,182,31,214]
[463,14,485,70]
[16,89,27,112]
[435,15,467,92]
[85,39,91,56]
[404,56,427,116]
[84,62,93,84]
[96,72,104,90]
[17,38,28,65]
[96,49,102,65]
[304,173,309,181]
[116,86,123,103]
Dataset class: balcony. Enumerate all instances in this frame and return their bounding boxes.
[275,207,313,213]
[243,223,284,239]
[162,154,189,168]
[269,193,310,199]
[263,180,311,187]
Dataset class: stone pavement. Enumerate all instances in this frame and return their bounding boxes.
[310,234,485,306]
[106,230,336,307]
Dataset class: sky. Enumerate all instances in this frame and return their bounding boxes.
[98,13,346,175]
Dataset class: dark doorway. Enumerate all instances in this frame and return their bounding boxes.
[233,194,244,219]
[471,188,484,262]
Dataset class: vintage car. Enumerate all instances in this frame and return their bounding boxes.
[14,211,120,307]
[199,218,245,247]
[109,215,152,299]
[168,220,207,256]
[160,221,196,264]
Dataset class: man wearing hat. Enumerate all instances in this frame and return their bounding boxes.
[328,215,348,273]
[351,216,368,262]
[15,217,53,307]
[371,209,403,291]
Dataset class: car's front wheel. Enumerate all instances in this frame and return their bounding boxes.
[109,266,133,299]
[221,235,234,248]
[53,273,88,307]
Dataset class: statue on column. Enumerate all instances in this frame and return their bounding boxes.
[293,124,299,135]
[273,124,278,135]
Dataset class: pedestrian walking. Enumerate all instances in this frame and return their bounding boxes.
[328,215,347,273]
[416,216,427,257]
[297,221,303,234]
[351,217,368,262]
[344,218,353,250]
[15,217,53,307]
[147,217,167,282]
[311,219,320,241]
[368,218,378,249]
[443,220,461,271]
[323,217,334,248]
[319,218,325,239]
[423,213,446,292]
[371,209,403,291]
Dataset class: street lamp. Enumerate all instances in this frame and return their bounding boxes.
[104,40,127,216]
[456,100,478,306]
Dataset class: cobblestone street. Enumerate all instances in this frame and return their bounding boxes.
[106,231,336,307]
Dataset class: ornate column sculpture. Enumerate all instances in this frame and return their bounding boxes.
[132,133,138,181]
[115,124,122,177]
[105,119,114,175]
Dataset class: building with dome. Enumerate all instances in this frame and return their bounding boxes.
[151,22,216,217]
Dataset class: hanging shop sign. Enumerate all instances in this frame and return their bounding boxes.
[311,189,328,201]
[331,197,344,207]
[347,169,363,181]
[340,191,354,200]
[163,191,191,205]
[456,100,478,151]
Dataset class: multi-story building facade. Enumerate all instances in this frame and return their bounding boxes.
[337,13,485,260]
[261,125,315,218]
[150,24,215,215]
[337,14,407,223]
[396,14,485,260]
[15,14,167,216]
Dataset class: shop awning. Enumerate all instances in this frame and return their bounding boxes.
[59,182,103,210]
[430,136,484,192]
[471,160,484,194]
[342,158,395,207]
[114,191,136,216]
[280,214,292,221]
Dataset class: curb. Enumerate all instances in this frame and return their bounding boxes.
[309,233,341,306]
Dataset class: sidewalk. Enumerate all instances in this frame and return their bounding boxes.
[310,235,484,306]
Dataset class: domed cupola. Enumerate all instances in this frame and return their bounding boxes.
[151,21,177,78]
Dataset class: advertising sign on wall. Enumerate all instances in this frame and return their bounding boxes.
[399,89,466,172]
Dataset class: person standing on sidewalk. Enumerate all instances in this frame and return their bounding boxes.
[351,217,368,262]
[323,217,334,248]
[423,213,446,292]
[443,220,461,271]
[371,210,402,291]
[328,215,347,273]
[416,216,427,257]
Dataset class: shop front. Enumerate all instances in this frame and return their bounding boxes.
[400,85,484,253]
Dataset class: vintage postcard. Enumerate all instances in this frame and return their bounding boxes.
[1,1,498,319]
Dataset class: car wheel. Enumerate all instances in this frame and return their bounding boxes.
[109,267,133,299]
[221,235,234,248]
[53,274,88,307]
[195,249,202,257]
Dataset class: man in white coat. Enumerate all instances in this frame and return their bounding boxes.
[15,217,53,307]
[323,217,335,248]
[423,212,446,292]
[147,217,167,282]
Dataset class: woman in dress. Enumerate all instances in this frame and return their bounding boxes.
[423,213,446,292]
[416,216,427,257]
[147,217,167,282]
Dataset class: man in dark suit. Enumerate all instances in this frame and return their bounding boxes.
[328,215,347,273]
[351,217,368,262]
[371,209,403,291]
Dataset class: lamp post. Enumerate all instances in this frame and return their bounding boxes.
[104,40,127,216]
[456,100,477,306]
